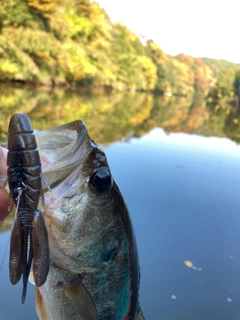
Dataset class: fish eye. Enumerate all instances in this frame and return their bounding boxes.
[89,167,113,194]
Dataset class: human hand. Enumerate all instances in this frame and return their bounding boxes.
[0,147,10,228]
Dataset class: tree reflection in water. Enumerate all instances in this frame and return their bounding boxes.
[0,84,239,144]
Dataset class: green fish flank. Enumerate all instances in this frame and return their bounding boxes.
[116,242,131,319]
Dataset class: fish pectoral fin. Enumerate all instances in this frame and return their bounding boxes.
[136,306,145,320]
[61,276,99,320]
[35,287,48,320]
[29,271,35,286]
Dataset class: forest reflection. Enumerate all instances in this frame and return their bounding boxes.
[0,84,239,144]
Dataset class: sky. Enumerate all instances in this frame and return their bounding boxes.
[97,0,240,64]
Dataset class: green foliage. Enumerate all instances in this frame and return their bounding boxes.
[54,8,94,40]
[0,33,40,80]
[145,44,196,95]
[0,0,239,96]
[233,69,240,95]
[202,57,240,77]
[58,40,96,82]
[135,56,157,91]
[165,58,194,96]
[145,40,168,92]
[0,0,42,30]
[216,69,235,98]
[109,23,153,90]
[209,69,235,99]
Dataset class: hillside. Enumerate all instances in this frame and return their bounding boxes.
[202,57,240,76]
[0,0,239,98]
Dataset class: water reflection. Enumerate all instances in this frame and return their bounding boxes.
[0,86,240,319]
[0,84,239,143]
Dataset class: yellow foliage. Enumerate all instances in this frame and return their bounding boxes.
[137,56,157,90]
[0,59,19,78]
[129,95,153,125]
[88,2,106,21]
[0,92,19,108]
[0,0,231,95]
[58,40,96,81]
[0,33,40,79]
[64,8,94,40]
[27,0,55,17]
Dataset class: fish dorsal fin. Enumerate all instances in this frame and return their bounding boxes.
[61,276,99,320]
[35,287,48,320]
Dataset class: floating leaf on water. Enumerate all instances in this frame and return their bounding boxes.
[184,260,193,268]
[184,260,202,271]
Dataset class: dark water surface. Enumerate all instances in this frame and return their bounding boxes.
[0,86,240,319]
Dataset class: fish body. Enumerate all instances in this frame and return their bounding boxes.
[33,120,144,319]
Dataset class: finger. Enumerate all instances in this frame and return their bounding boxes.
[0,147,9,222]
[0,146,8,175]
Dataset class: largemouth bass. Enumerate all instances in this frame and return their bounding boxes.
[26,119,145,320]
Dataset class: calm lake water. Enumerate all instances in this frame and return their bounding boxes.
[0,86,240,319]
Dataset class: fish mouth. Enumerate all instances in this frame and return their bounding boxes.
[34,120,116,273]
[35,120,94,190]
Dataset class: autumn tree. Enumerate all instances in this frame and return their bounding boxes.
[233,69,240,96]
[145,40,168,92]
[175,54,214,95]
[215,69,235,98]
